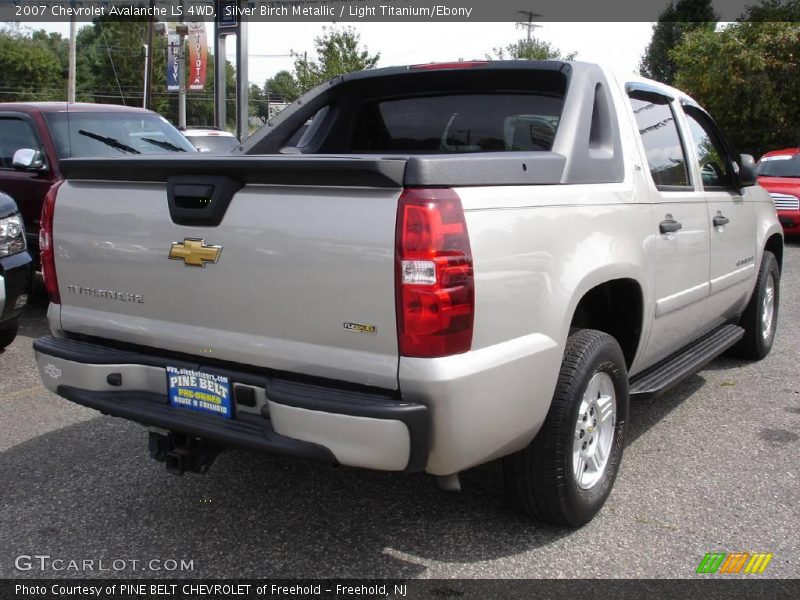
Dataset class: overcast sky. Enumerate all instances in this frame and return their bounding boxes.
[33,21,654,85]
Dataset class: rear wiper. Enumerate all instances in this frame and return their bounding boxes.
[77,129,140,154]
[140,137,187,152]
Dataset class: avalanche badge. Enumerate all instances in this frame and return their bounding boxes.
[168,238,222,267]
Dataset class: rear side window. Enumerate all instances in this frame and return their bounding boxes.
[352,94,563,153]
[0,117,41,169]
[628,91,691,190]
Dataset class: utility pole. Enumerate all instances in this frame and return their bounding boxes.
[142,43,149,108]
[144,3,154,110]
[67,11,76,102]
[516,11,542,42]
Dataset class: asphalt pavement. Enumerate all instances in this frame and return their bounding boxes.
[1,243,799,579]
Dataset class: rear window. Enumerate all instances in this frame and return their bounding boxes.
[45,112,196,158]
[351,94,563,153]
[758,155,800,178]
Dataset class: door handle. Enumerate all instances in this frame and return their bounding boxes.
[713,214,730,227]
[659,218,683,234]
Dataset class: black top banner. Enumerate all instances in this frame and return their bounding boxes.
[0,0,792,23]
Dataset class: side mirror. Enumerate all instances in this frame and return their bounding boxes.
[736,153,757,187]
[12,148,46,171]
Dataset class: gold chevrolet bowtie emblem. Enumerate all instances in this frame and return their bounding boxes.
[168,239,222,267]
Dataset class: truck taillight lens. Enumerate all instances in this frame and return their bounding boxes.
[396,188,474,358]
[40,180,62,304]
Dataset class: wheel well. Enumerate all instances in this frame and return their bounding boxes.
[570,279,643,369]
[765,234,783,271]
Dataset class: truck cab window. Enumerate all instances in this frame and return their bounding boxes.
[682,107,733,189]
[627,91,690,190]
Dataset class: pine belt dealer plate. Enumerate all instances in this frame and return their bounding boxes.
[166,366,232,419]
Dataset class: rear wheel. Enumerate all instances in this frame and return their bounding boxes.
[730,250,780,360]
[0,320,18,351]
[504,329,629,527]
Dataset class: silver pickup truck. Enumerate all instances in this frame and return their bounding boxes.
[34,61,783,527]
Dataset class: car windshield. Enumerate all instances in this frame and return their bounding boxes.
[185,134,239,153]
[757,154,800,178]
[45,112,196,158]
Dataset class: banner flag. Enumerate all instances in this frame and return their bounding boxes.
[166,24,180,92]
[188,23,208,91]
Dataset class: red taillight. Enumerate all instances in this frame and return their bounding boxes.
[40,180,63,304]
[395,188,474,358]
[410,61,489,71]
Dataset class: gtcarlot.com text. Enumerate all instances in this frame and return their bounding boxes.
[14,554,194,573]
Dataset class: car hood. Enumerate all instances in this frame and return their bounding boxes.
[757,176,800,195]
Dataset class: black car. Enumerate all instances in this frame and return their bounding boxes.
[0,191,33,351]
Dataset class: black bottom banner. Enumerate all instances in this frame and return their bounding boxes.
[2,579,800,600]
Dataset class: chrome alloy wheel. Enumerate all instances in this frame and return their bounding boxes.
[761,272,776,341]
[573,371,616,490]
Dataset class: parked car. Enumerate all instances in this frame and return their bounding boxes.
[0,102,196,263]
[33,62,782,527]
[179,126,239,153]
[0,191,33,351]
[757,147,800,236]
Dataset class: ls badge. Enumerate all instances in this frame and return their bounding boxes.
[169,239,222,267]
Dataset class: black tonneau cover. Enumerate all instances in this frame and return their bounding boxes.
[59,152,568,187]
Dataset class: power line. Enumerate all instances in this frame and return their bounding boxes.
[98,20,126,106]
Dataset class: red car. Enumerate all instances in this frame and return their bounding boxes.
[757,147,800,236]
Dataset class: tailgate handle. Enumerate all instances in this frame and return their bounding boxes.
[173,184,214,208]
[167,175,243,227]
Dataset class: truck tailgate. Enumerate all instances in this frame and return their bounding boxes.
[52,158,406,389]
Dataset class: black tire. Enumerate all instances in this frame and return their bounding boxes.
[503,329,629,527]
[729,250,780,360]
[0,320,18,351]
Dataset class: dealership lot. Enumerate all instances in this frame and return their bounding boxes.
[1,242,799,579]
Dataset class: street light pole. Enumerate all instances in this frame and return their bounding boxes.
[235,19,248,141]
[178,31,187,127]
[178,0,187,127]
[214,32,226,129]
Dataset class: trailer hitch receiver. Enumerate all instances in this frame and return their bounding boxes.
[148,431,222,476]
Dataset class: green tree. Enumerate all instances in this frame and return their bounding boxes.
[292,26,379,95]
[740,0,800,21]
[0,26,65,101]
[249,83,269,124]
[31,29,68,74]
[672,21,800,155]
[76,20,150,106]
[639,0,718,85]
[488,38,576,60]
[265,70,300,103]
